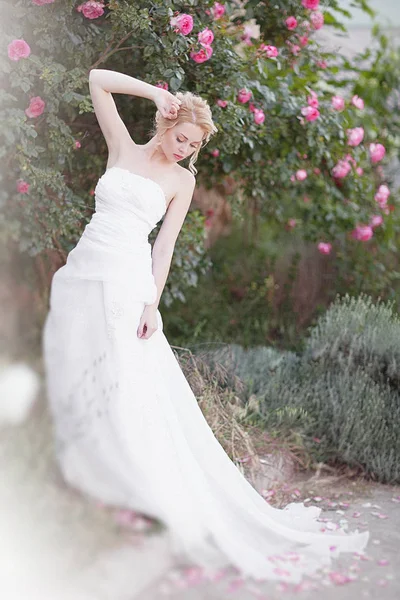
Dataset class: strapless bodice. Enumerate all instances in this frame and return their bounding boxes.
[83,166,167,249]
[54,167,167,305]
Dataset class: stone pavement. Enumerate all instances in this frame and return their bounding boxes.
[136,482,400,600]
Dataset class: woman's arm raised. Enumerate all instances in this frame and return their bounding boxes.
[88,69,181,156]
[88,68,158,154]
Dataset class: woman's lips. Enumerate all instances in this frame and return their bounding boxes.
[173,153,184,160]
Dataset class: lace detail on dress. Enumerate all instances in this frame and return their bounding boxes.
[52,350,117,458]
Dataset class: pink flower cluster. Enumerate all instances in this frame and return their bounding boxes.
[351,224,373,241]
[286,16,297,30]
[76,1,105,19]
[331,95,345,111]
[332,159,351,179]
[331,94,365,112]
[302,0,320,9]
[17,180,30,194]
[212,2,226,20]
[260,44,279,58]
[251,104,266,124]
[375,184,390,208]
[236,89,265,125]
[347,126,364,147]
[170,13,194,35]
[241,25,254,46]
[296,169,308,181]
[300,90,320,122]
[310,11,324,29]
[369,143,386,163]
[171,9,217,64]
[25,96,46,118]
[155,81,169,90]
[7,39,31,61]
[318,242,332,255]
[352,95,364,109]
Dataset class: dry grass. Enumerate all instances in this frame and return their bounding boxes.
[172,344,375,504]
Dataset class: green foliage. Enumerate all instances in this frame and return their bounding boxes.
[2,0,400,308]
[195,342,296,397]
[240,294,400,483]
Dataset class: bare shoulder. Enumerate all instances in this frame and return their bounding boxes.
[175,166,196,196]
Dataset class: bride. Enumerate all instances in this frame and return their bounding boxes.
[43,68,369,584]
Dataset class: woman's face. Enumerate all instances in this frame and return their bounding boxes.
[163,122,205,163]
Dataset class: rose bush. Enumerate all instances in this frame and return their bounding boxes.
[1,0,400,332]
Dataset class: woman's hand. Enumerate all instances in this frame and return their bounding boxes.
[137,305,159,340]
[153,88,182,120]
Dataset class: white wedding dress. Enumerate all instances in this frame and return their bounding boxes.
[43,165,370,584]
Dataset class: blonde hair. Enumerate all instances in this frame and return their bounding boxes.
[151,90,218,175]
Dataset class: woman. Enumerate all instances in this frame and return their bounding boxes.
[43,69,369,584]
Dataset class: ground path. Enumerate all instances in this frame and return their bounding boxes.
[1,396,398,600]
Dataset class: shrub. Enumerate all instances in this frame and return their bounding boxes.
[228,294,400,483]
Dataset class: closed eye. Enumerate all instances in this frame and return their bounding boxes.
[177,137,199,148]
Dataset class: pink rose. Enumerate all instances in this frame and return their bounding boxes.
[302,0,320,10]
[351,224,373,241]
[370,215,383,228]
[155,81,169,90]
[7,39,31,61]
[217,99,228,108]
[241,35,253,47]
[32,0,55,4]
[375,184,390,206]
[299,36,309,47]
[198,27,214,46]
[76,1,105,19]
[344,153,357,166]
[260,44,278,58]
[286,16,298,30]
[310,11,324,29]
[307,90,319,108]
[356,167,363,176]
[347,127,364,147]
[331,95,345,111]
[253,109,265,125]
[318,242,332,255]
[369,143,386,163]
[237,88,252,103]
[332,160,351,179]
[241,25,254,46]
[170,13,194,35]
[17,180,30,193]
[211,149,220,157]
[75,140,81,149]
[314,167,321,175]
[190,45,213,63]
[288,218,297,229]
[249,102,256,113]
[212,2,225,20]
[289,43,301,55]
[25,96,45,118]
[296,169,308,181]
[351,95,364,110]
[301,106,320,122]
[316,60,327,69]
